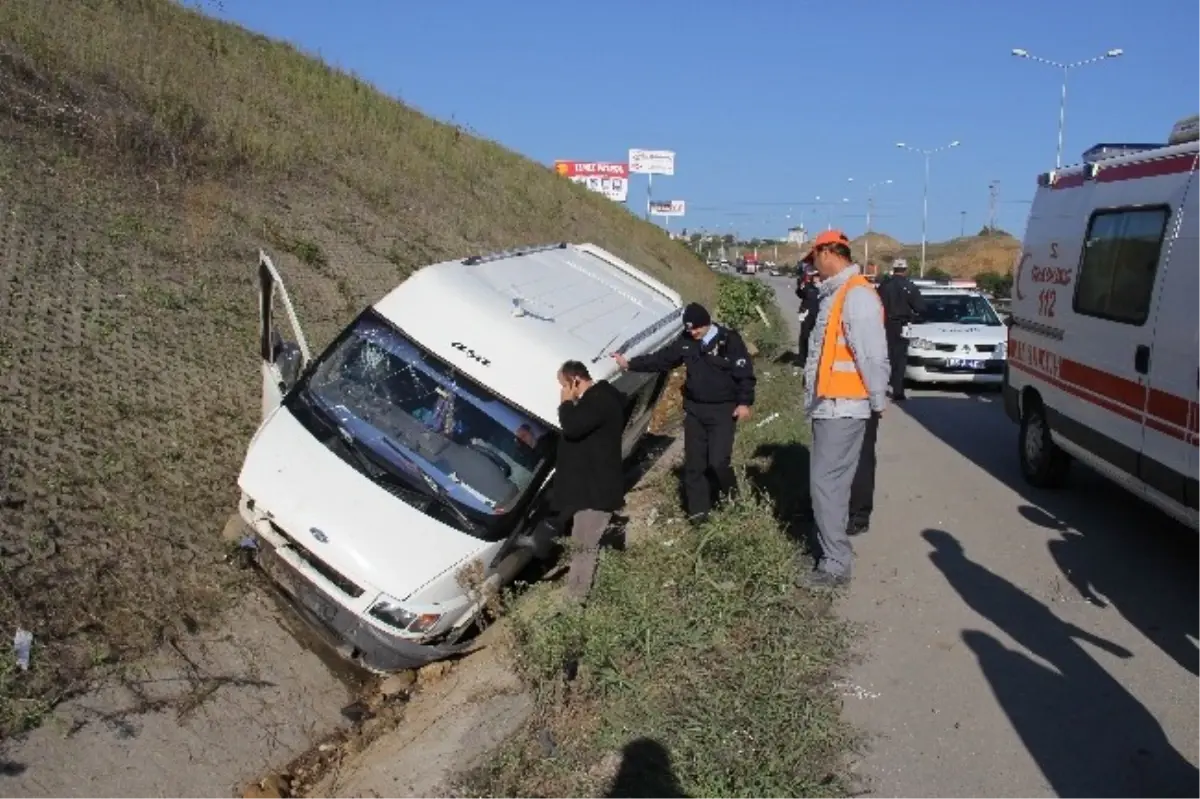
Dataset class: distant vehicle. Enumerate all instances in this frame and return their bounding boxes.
[1004,112,1198,530]
[233,242,684,671]
[767,268,780,277]
[903,286,1007,387]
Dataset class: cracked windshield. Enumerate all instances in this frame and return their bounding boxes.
[917,294,1002,326]
[301,314,551,518]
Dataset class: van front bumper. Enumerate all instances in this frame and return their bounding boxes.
[248,529,473,673]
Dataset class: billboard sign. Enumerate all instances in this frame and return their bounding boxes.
[628,149,676,176]
[554,161,629,202]
[649,200,686,217]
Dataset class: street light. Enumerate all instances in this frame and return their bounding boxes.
[861,179,893,268]
[1011,47,1124,170]
[896,140,960,278]
[814,194,851,231]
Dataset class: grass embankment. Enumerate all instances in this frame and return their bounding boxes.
[466,349,855,797]
[0,0,716,734]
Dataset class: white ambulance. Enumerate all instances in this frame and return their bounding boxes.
[232,242,684,671]
[1003,114,1199,530]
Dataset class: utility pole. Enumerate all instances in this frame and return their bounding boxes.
[988,180,1000,233]
[960,210,967,238]
[897,140,961,278]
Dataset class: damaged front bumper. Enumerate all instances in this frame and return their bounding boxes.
[241,529,474,673]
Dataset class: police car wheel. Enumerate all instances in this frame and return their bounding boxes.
[1018,396,1070,489]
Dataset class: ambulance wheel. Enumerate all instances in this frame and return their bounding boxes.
[1019,395,1070,489]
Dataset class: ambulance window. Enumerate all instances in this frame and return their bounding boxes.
[1073,206,1170,325]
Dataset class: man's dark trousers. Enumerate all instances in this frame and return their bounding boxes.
[884,319,910,399]
[848,411,880,532]
[682,401,737,518]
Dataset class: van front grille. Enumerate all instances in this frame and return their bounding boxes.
[268,522,365,598]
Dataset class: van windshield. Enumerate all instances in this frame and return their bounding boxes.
[915,294,1002,326]
[286,312,553,537]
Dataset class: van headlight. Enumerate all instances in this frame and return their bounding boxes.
[910,337,936,351]
[368,597,443,634]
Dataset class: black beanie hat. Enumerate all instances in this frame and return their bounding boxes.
[682,302,711,329]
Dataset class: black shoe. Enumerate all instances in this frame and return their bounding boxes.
[687,512,710,528]
[798,569,850,591]
[848,519,870,536]
[892,394,907,402]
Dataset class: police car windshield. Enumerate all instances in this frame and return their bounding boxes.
[915,293,1002,326]
[290,312,553,525]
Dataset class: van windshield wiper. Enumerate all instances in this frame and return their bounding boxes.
[378,437,482,534]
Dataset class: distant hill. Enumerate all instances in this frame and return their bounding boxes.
[743,230,1020,278]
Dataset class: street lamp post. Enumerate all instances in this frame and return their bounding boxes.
[1011,47,1124,170]
[896,141,960,278]
[862,179,893,268]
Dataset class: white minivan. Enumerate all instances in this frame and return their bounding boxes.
[1004,114,1198,530]
[233,242,684,671]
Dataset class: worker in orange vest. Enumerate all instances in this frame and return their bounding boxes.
[797,230,890,589]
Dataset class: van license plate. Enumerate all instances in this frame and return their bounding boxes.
[946,358,984,370]
[259,547,339,625]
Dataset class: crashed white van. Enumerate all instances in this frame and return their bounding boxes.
[233,242,684,671]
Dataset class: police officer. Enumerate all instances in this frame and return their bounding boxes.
[795,266,821,365]
[875,258,926,401]
[614,302,756,525]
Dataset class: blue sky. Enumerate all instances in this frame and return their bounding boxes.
[200,0,1197,243]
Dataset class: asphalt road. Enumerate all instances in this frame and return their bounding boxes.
[762,274,1199,798]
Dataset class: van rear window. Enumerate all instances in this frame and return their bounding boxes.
[1073,207,1170,325]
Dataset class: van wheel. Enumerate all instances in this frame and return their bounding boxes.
[1019,398,1070,488]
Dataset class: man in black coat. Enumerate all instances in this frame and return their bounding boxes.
[615,302,756,525]
[795,267,821,365]
[875,258,926,401]
[554,360,626,602]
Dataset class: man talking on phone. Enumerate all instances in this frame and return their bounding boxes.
[614,302,756,526]
[552,360,626,604]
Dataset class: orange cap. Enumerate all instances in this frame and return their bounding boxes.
[801,229,850,263]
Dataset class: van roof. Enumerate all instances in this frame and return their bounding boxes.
[372,243,685,427]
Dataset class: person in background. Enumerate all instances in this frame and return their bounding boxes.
[875,257,926,402]
[614,302,756,526]
[798,230,889,589]
[553,360,626,604]
[795,266,821,366]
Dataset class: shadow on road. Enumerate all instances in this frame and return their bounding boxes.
[923,528,1198,797]
[605,737,689,798]
[900,392,1199,680]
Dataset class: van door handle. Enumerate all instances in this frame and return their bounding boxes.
[1134,345,1151,375]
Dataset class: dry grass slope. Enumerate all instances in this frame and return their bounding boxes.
[0,0,716,732]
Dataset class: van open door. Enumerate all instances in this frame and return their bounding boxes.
[258,249,312,419]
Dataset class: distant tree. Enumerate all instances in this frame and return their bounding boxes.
[977,225,1011,238]
[925,266,952,281]
[976,270,1014,298]
[721,234,735,246]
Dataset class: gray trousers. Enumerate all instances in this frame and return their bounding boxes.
[810,417,867,577]
[566,510,611,601]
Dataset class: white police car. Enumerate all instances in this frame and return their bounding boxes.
[903,284,1007,387]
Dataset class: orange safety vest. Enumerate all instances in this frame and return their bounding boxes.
[816,273,884,400]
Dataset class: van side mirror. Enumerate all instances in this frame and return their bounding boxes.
[1003,316,1014,328]
[276,342,304,389]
